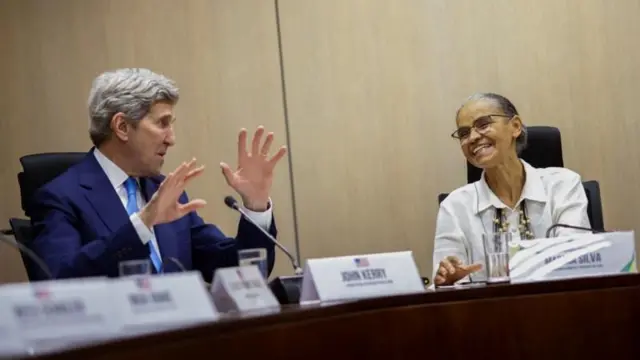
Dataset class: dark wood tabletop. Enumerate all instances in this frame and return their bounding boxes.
[34,274,640,360]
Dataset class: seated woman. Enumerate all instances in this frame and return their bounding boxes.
[432,92,591,286]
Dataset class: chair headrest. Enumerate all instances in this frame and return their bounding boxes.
[18,152,86,217]
[467,126,564,183]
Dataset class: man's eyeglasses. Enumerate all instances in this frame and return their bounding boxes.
[451,114,513,141]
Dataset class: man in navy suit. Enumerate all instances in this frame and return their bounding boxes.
[29,68,288,282]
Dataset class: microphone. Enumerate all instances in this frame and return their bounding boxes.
[545,223,604,238]
[224,195,303,275]
[0,232,53,280]
[160,256,187,273]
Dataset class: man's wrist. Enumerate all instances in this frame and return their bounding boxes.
[139,208,155,228]
[242,198,270,212]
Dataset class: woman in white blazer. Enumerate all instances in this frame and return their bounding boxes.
[432,93,591,286]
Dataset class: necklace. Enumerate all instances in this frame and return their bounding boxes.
[492,201,534,239]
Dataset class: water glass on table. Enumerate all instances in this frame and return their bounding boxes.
[483,232,511,283]
[119,259,151,277]
[238,248,268,278]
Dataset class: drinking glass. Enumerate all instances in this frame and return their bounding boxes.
[483,232,511,283]
[238,248,268,278]
[119,259,151,277]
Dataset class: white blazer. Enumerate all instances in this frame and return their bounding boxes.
[432,160,591,283]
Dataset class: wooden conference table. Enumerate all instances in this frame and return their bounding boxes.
[35,274,640,360]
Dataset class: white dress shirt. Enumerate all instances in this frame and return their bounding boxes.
[432,159,591,283]
[93,149,273,259]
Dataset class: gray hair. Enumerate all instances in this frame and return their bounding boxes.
[87,68,180,146]
[457,92,528,154]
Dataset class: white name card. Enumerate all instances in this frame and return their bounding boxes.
[0,295,24,357]
[299,251,425,303]
[509,231,637,283]
[110,271,219,335]
[210,265,280,313]
[0,277,118,355]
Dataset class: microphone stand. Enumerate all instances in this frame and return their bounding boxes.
[545,223,602,238]
[223,196,304,304]
[159,256,187,273]
[224,196,303,275]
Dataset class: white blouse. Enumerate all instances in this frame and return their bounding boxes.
[432,160,591,283]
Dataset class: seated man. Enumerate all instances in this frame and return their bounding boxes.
[433,92,591,286]
[29,68,288,282]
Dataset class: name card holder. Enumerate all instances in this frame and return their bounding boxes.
[299,251,425,303]
[509,231,637,283]
[0,277,118,356]
[110,271,219,336]
[210,265,281,314]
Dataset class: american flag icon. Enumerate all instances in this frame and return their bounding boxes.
[135,277,151,290]
[33,288,50,300]
[354,257,369,267]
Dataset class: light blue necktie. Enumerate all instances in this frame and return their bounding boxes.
[124,177,163,273]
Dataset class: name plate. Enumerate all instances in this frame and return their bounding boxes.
[210,265,280,313]
[509,231,637,283]
[0,296,24,357]
[0,277,117,355]
[299,251,425,303]
[111,271,219,335]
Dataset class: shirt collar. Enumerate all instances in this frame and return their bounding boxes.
[93,148,131,189]
[475,159,547,214]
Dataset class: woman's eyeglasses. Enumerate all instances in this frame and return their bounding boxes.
[451,114,513,141]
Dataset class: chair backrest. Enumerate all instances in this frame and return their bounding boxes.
[17,152,86,217]
[437,180,604,232]
[9,217,40,281]
[582,180,604,232]
[466,126,564,183]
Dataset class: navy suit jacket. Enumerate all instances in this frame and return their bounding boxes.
[29,150,277,283]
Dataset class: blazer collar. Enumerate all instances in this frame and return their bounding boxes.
[78,148,132,233]
[475,159,547,214]
[92,147,129,190]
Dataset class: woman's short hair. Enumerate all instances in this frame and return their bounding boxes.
[87,68,180,147]
[458,92,528,154]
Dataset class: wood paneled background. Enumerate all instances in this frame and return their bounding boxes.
[1,0,639,283]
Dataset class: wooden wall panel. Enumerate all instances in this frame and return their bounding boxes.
[0,0,296,283]
[279,0,640,276]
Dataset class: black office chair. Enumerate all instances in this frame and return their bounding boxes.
[437,126,604,230]
[17,152,87,217]
[582,180,604,232]
[8,152,86,281]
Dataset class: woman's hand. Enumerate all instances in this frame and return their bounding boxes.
[434,256,482,286]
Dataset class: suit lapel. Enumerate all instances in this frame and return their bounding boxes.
[79,154,181,273]
[79,154,131,234]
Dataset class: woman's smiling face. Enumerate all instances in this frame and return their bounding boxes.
[454,98,522,169]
